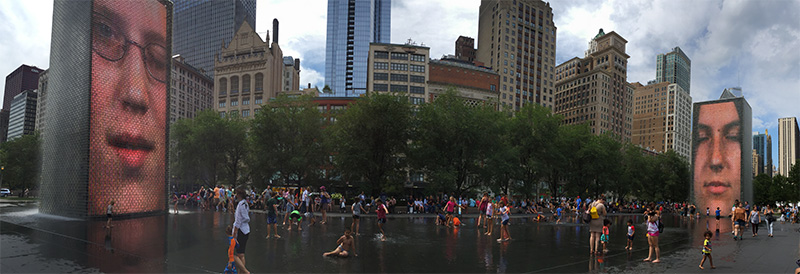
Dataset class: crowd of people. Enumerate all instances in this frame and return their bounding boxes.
[165,186,800,273]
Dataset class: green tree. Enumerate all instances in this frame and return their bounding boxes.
[250,94,326,188]
[753,173,772,205]
[0,133,40,191]
[410,90,503,196]
[328,93,412,196]
[555,123,593,198]
[507,104,563,198]
[170,110,247,188]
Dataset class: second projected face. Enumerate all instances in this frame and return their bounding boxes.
[89,0,167,216]
[693,101,742,215]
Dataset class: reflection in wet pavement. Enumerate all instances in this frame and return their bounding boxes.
[2,204,710,273]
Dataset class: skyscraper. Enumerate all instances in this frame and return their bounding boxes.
[753,130,773,177]
[554,29,632,142]
[2,64,42,143]
[6,90,37,141]
[631,82,692,161]
[476,0,557,111]
[172,0,256,79]
[324,0,391,97]
[778,117,799,176]
[656,46,691,93]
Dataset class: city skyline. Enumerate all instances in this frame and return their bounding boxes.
[0,0,798,165]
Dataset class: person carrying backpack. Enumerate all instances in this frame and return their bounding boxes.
[588,195,607,255]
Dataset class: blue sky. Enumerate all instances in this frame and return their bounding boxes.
[1,0,798,169]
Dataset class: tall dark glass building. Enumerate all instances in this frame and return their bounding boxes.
[656,46,691,94]
[753,130,773,177]
[324,0,391,97]
[2,64,43,143]
[173,0,256,78]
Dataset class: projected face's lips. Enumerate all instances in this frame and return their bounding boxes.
[703,181,731,195]
[107,132,155,168]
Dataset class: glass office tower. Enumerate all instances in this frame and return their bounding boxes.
[173,0,256,78]
[656,46,691,94]
[324,0,391,97]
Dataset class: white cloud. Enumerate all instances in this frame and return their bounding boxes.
[0,0,53,107]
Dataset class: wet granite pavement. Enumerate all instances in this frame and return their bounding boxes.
[1,203,798,273]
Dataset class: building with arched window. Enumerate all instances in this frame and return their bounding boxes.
[214,19,299,119]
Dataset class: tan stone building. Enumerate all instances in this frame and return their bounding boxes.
[367,42,430,105]
[476,0,557,111]
[171,55,214,123]
[631,81,692,161]
[778,116,799,176]
[282,56,301,92]
[554,29,632,142]
[215,19,297,119]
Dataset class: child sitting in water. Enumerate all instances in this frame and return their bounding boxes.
[323,228,355,258]
[436,211,447,226]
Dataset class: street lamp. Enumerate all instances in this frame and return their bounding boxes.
[0,166,4,188]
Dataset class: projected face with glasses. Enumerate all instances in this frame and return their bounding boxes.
[90,0,167,216]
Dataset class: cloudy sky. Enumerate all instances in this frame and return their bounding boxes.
[1,0,798,168]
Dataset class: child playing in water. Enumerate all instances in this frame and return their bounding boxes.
[224,225,247,274]
[601,219,611,253]
[287,210,303,231]
[484,200,494,235]
[625,219,635,250]
[699,230,715,269]
[323,228,355,257]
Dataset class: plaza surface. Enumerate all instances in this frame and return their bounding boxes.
[1,202,798,273]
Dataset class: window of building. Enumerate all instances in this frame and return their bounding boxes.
[391,63,408,71]
[230,76,239,93]
[374,73,389,80]
[220,111,226,118]
[410,75,425,83]
[242,98,249,105]
[391,52,408,60]
[230,110,238,117]
[242,109,250,117]
[410,86,425,94]
[374,51,389,59]
[242,74,251,92]
[390,84,408,92]
[254,108,260,114]
[255,97,263,105]
[374,62,389,70]
[219,101,226,108]
[219,78,227,95]
[410,54,425,62]
[231,100,238,106]
[390,74,408,82]
[373,84,388,91]
[410,97,425,105]
[410,65,425,73]
[255,73,264,91]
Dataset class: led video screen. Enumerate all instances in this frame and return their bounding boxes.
[88,0,169,216]
[692,98,752,216]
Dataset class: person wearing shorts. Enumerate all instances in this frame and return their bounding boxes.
[351,198,365,235]
[287,210,302,231]
[232,188,251,273]
[265,192,280,239]
[376,199,388,241]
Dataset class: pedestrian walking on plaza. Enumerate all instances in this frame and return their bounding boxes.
[732,202,746,240]
[232,188,251,274]
[497,201,511,242]
[283,189,298,226]
[750,206,760,237]
[351,197,365,235]
[265,192,281,239]
[484,200,495,236]
[319,186,330,224]
[376,199,389,241]
[763,205,775,237]
[643,213,661,263]
[477,193,489,228]
[104,200,115,229]
[698,230,715,269]
[588,195,607,255]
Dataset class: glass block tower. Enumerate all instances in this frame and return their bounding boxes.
[656,46,691,93]
[172,0,256,78]
[324,0,391,97]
